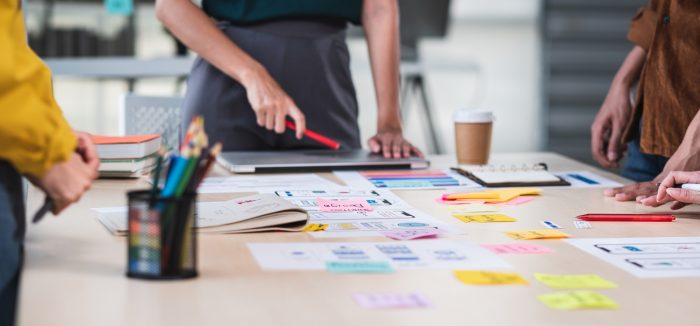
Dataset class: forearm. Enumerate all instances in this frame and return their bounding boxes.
[610,45,647,92]
[660,110,700,177]
[362,0,401,130]
[155,0,263,83]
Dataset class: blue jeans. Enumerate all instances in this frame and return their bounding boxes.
[0,161,23,326]
[621,125,669,182]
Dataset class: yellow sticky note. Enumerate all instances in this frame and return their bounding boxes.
[302,223,328,232]
[454,270,529,285]
[445,188,541,203]
[447,205,499,214]
[534,273,618,289]
[454,214,517,223]
[505,229,570,240]
[538,291,619,310]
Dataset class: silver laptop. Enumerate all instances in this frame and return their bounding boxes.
[217,149,430,173]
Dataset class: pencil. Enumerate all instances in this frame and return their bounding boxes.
[149,147,167,201]
[285,121,340,150]
[194,142,222,188]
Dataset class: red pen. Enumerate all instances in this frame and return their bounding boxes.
[577,214,676,222]
[285,121,341,150]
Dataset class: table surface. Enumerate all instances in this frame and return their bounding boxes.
[18,152,700,326]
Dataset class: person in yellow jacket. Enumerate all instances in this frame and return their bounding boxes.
[1,0,99,324]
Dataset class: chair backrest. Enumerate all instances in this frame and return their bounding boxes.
[120,94,183,151]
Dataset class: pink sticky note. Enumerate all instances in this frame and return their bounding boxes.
[317,198,373,212]
[353,293,431,309]
[482,243,554,254]
[381,229,443,240]
[498,196,537,206]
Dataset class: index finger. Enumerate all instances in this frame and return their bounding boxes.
[590,125,609,166]
[657,172,700,202]
[287,105,306,140]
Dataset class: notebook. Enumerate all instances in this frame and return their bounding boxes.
[95,194,309,236]
[93,134,161,159]
[451,163,570,187]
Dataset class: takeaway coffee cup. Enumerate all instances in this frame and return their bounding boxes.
[453,110,494,165]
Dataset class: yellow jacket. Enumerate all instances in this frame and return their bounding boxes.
[0,0,76,177]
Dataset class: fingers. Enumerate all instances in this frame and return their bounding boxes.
[657,171,700,202]
[265,108,275,130]
[287,106,306,139]
[274,111,286,134]
[590,121,612,167]
[606,125,623,166]
[667,188,700,205]
[368,137,381,153]
[605,182,657,202]
[368,133,423,159]
[382,140,392,159]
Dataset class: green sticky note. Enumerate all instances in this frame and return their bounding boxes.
[105,0,133,16]
[534,273,618,289]
[538,291,619,310]
[326,261,394,273]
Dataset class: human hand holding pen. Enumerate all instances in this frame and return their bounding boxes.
[649,171,700,209]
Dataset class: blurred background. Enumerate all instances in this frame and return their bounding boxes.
[24,0,647,165]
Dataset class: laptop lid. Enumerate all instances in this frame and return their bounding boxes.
[217,149,430,173]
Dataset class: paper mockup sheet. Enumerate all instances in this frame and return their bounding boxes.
[247,240,511,271]
[566,237,700,278]
[274,189,463,238]
[197,174,342,193]
[334,170,482,190]
[554,171,623,188]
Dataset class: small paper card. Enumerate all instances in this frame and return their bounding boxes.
[481,243,554,254]
[381,229,442,241]
[353,293,431,309]
[538,291,619,310]
[534,273,618,289]
[453,270,529,285]
[505,230,570,240]
[326,261,394,273]
[454,214,517,223]
[317,198,372,212]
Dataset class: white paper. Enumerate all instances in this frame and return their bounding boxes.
[274,189,463,238]
[334,170,482,190]
[567,237,700,278]
[554,171,623,188]
[197,174,342,193]
[247,240,511,271]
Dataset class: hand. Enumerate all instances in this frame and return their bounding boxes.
[368,128,423,159]
[604,180,658,202]
[28,153,97,214]
[591,85,633,168]
[640,171,700,209]
[240,66,305,139]
[75,131,100,172]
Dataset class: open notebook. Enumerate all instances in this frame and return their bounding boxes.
[95,194,308,236]
[451,163,570,187]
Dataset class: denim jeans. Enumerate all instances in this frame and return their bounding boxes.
[0,161,23,326]
[621,123,669,182]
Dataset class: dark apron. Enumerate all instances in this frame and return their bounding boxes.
[0,160,24,326]
[182,18,361,151]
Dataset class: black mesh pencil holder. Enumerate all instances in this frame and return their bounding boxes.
[126,190,198,280]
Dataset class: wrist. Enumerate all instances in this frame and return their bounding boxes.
[233,62,265,87]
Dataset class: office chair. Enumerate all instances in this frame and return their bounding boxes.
[120,94,183,151]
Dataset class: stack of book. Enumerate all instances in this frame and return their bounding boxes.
[94,134,162,178]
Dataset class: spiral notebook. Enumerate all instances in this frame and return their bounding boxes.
[451,163,570,187]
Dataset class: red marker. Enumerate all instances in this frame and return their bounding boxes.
[285,121,341,150]
[577,214,676,222]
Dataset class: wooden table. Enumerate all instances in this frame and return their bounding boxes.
[19,153,700,326]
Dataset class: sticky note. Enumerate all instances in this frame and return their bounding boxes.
[443,188,541,203]
[482,243,553,254]
[501,196,537,206]
[534,273,618,289]
[446,205,499,214]
[353,293,431,309]
[454,214,516,223]
[538,291,619,310]
[381,229,442,240]
[435,198,486,205]
[453,270,529,285]
[326,261,394,273]
[104,0,133,15]
[317,198,372,212]
[505,230,570,240]
[302,223,328,232]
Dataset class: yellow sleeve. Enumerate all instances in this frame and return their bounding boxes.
[0,0,76,177]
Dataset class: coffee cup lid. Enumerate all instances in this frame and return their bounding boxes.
[453,110,494,123]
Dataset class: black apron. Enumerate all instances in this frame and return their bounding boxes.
[182,19,361,150]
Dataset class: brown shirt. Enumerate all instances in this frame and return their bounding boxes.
[623,0,700,157]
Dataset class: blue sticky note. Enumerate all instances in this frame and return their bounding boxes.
[105,0,133,16]
[326,261,394,273]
